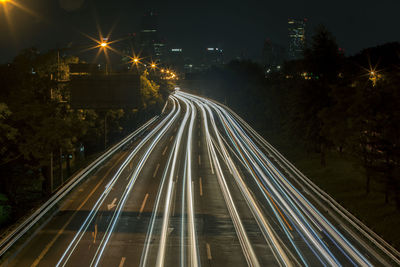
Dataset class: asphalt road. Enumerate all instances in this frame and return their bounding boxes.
[2,91,400,267]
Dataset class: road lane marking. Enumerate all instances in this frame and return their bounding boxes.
[139,193,149,215]
[198,140,200,148]
[92,224,98,244]
[153,163,160,178]
[198,155,201,165]
[199,177,203,196]
[162,145,168,156]
[29,151,125,267]
[119,257,126,267]
[169,135,174,141]
[107,198,117,210]
[206,243,212,260]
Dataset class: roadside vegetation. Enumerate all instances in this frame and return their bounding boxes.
[0,48,169,231]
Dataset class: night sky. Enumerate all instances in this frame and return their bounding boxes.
[0,0,399,63]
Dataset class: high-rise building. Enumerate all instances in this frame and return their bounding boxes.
[202,47,224,70]
[262,39,286,73]
[119,33,138,70]
[167,48,184,73]
[139,10,166,63]
[288,18,307,60]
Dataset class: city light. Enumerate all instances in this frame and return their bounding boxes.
[368,69,381,87]
[100,42,108,48]
[129,56,140,69]
[0,0,40,33]
[151,63,156,68]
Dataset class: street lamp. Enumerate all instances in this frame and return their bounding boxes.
[99,37,109,48]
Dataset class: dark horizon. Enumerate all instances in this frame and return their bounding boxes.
[0,0,399,63]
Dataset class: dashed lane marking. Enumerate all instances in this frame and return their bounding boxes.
[162,145,168,156]
[139,193,149,215]
[153,163,160,178]
[206,243,212,260]
[119,257,126,267]
[199,177,203,196]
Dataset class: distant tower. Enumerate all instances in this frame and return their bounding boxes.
[262,39,285,72]
[288,18,307,60]
[203,47,224,70]
[168,47,184,73]
[140,10,165,63]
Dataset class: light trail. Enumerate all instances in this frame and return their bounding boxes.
[228,105,399,266]
[202,100,292,266]
[90,96,183,267]
[194,99,260,267]
[176,91,377,266]
[213,102,371,266]
[183,99,200,267]
[0,115,158,259]
[155,96,192,267]
[6,90,400,267]
[56,97,180,267]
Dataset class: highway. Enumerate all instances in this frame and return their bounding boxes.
[1,90,400,266]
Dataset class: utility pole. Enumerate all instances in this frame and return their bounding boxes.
[50,152,53,193]
[60,147,63,185]
[104,112,107,149]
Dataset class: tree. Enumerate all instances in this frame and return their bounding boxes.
[292,25,344,166]
[140,70,162,113]
[0,103,18,165]
[0,48,88,195]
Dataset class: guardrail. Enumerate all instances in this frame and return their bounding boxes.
[0,116,158,258]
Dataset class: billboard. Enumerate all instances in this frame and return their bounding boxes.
[70,73,141,109]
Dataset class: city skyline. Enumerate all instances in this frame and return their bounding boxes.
[0,0,399,63]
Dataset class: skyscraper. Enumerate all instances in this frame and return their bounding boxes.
[167,48,184,73]
[288,18,307,60]
[119,33,138,69]
[203,47,224,69]
[262,39,285,72]
[140,10,166,63]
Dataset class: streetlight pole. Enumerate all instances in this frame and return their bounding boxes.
[104,112,107,149]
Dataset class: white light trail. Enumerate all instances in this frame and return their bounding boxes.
[177,91,375,266]
[56,97,180,267]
